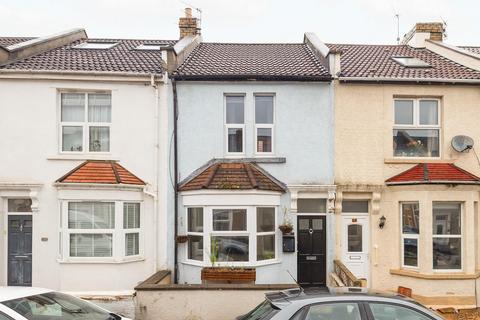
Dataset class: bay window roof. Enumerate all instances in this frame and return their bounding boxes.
[386,163,480,185]
[179,161,286,192]
[56,160,145,185]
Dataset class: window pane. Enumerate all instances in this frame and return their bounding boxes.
[188,208,203,232]
[255,96,274,124]
[226,96,244,124]
[393,129,439,157]
[123,203,140,229]
[404,238,418,267]
[297,199,326,213]
[68,202,115,229]
[228,128,243,153]
[433,203,461,235]
[62,126,83,152]
[188,235,204,261]
[125,233,139,256]
[305,303,361,320]
[402,203,419,234]
[212,236,249,262]
[257,128,272,153]
[433,238,461,269]
[257,234,275,261]
[342,200,368,213]
[257,207,275,232]
[61,93,85,122]
[394,100,414,125]
[70,234,112,257]
[419,100,438,125]
[7,199,32,212]
[348,224,362,252]
[88,93,111,122]
[213,209,247,231]
[89,126,110,152]
[369,303,431,320]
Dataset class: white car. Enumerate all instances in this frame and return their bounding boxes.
[0,287,130,320]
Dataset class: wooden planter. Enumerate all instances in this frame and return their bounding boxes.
[201,267,256,283]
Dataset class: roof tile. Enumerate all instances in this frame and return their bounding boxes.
[386,163,480,185]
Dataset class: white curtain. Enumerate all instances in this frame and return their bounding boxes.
[88,93,111,122]
[61,93,85,122]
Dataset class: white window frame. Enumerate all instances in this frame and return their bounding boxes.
[400,202,420,269]
[254,94,275,156]
[59,91,112,155]
[186,207,204,262]
[393,98,441,159]
[224,94,246,157]
[185,206,278,267]
[432,202,463,272]
[59,200,143,263]
[256,206,277,262]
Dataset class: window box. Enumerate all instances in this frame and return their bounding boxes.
[201,267,256,283]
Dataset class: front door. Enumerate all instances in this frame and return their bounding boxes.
[8,215,32,286]
[297,216,326,286]
[342,216,369,281]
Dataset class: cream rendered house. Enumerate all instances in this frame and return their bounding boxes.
[310,25,480,306]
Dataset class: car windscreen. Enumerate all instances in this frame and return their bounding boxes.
[1,291,118,320]
[240,299,279,320]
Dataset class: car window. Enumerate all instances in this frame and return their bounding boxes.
[305,302,361,320]
[1,291,117,320]
[369,303,433,320]
[241,299,279,320]
[0,312,13,320]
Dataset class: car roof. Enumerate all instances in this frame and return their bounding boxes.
[0,287,53,302]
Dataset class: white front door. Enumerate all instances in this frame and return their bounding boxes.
[342,215,369,281]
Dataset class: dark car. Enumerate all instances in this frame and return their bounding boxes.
[238,287,443,320]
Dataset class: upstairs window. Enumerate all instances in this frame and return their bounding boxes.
[225,95,245,154]
[255,95,274,154]
[60,92,111,153]
[393,99,440,157]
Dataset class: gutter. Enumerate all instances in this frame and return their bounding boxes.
[171,74,333,82]
[172,77,179,284]
[0,69,165,81]
[338,76,480,85]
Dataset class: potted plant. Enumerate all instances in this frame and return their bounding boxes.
[278,206,294,235]
[176,235,188,243]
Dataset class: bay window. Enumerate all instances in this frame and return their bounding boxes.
[433,202,461,270]
[62,201,142,261]
[255,95,274,154]
[186,206,277,265]
[401,202,419,268]
[393,99,440,157]
[225,95,245,154]
[60,92,111,153]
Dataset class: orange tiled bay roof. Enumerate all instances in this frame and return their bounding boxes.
[56,160,145,185]
[386,163,480,185]
[179,161,286,192]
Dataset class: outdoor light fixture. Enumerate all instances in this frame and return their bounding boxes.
[379,215,386,229]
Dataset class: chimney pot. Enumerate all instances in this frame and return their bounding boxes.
[185,7,192,18]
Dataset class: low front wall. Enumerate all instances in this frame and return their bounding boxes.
[135,284,297,320]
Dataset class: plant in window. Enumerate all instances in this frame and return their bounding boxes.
[209,236,219,267]
[278,206,293,235]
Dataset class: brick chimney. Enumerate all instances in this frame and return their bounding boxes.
[179,8,201,39]
[401,22,445,48]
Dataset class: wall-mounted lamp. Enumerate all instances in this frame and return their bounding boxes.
[379,215,386,229]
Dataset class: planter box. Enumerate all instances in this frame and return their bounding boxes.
[201,267,256,283]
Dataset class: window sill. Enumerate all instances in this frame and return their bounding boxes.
[390,268,480,279]
[58,257,145,264]
[48,154,119,161]
[384,158,453,164]
[181,259,281,268]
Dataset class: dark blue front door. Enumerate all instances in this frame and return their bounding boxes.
[8,215,32,286]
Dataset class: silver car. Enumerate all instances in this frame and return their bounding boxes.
[238,287,443,320]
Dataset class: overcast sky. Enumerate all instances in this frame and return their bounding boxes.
[1,0,478,46]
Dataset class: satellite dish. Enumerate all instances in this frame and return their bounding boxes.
[451,135,474,152]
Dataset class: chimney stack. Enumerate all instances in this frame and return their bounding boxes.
[179,8,201,39]
[401,22,445,48]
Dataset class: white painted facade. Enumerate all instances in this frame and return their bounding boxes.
[175,81,336,284]
[0,75,172,293]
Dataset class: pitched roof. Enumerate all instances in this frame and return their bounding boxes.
[385,163,480,185]
[179,161,286,192]
[326,43,480,82]
[172,43,331,81]
[56,160,145,185]
[0,37,176,75]
[0,37,34,48]
[460,46,480,55]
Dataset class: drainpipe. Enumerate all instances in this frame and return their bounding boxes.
[172,77,179,284]
[150,74,160,274]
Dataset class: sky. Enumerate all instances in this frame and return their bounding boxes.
[0,0,478,46]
